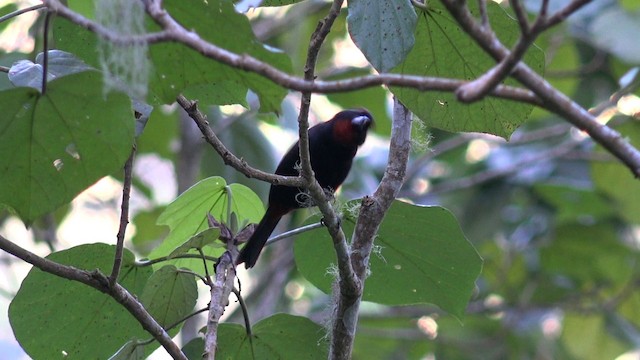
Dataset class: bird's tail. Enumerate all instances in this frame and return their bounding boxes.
[237,207,283,268]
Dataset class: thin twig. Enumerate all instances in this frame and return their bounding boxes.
[510,0,530,35]
[176,95,305,188]
[543,0,591,29]
[265,221,325,247]
[177,268,209,284]
[110,147,136,284]
[457,0,554,102]
[0,4,46,23]
[41,11,52,94]
[135,253,219,267]
[196,249,212,284]
[232,288,252,336]
[166,307,209,332]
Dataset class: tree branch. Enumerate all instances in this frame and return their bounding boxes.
[42,0,539,105]
[45,0,171,44]
[441,0,640,177]
[0,235,187,360]
[293,1,362,347]
[457,0,561,102]
[176,95,305,188]
[110,147,136,284]
[330,99,413,359]
[204,251,237,359]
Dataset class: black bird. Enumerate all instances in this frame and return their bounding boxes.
[237,109,373,268]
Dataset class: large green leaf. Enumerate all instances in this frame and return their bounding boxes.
[391,2,544,137]
[295,200,482,317]
[149,177,264,272]
[168,227,223,258]
[0,71,134,224]
[347,0,417,72]
[140,265,198,328]
[149,0,291,111]
[52,17,100,69]
[9,244,153,359]
[216,313,328,359]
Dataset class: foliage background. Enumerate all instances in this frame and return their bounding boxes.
[1,0,640,359]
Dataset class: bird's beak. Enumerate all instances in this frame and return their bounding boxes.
[352,115,372,130]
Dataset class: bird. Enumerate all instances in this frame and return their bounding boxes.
[237,109,373,269]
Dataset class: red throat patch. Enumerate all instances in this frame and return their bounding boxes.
[332,118,356,145]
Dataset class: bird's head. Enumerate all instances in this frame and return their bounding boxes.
[331,109,373,147]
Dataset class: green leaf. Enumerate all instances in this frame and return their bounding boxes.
[560,314,628,360]
[8,50,93,90]
[168,227,223,258]
[182,81,249,108]
[0,71,134,224]
[182,337,205,360]
[149,0,291,111]
[391,3,544,137]
[9,244,152,359]
[149,177,264,271]
[347,0,417,72]
[591,119,640,224]
[140,265,198,328]
[108,340,146,360]
[53,17,100,69]
[295,200,482,317]
[217,313,328,359]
